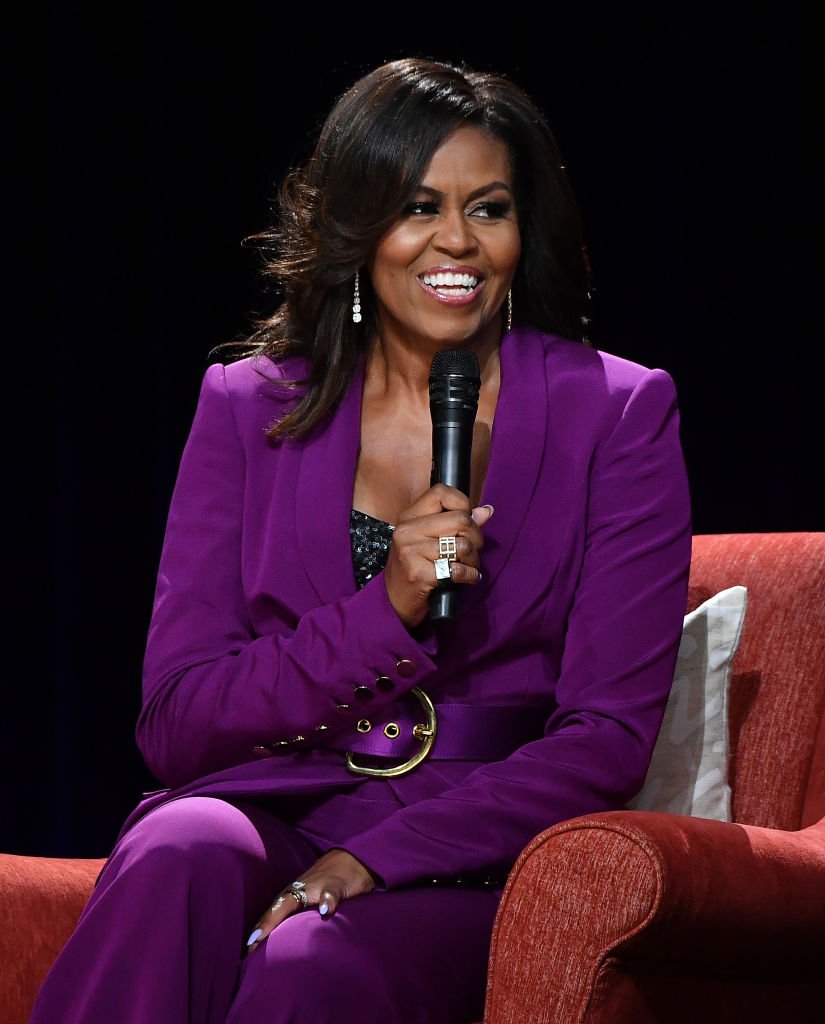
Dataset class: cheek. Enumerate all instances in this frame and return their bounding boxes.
[371,264,412,310]
[372,228,420,274]
[370,239,420,303]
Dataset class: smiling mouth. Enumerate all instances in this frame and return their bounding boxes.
[419,271,481,296]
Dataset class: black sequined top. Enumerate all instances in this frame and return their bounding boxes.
[350,509,395,589]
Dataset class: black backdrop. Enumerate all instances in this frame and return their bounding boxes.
[4,3,820,857]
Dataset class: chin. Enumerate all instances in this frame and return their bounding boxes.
[421,316,491,348]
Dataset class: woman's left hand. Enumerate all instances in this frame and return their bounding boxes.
[245,848,378,953]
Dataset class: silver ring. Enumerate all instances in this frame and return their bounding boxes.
[434,557,452,581]
[289,880,306,892]
[289,889,309,909]
[438,536,458,561]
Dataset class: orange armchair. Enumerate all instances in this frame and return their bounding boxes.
[483,533,825,1023]
[2,534,823,1024]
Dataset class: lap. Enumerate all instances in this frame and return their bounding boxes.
[95,795,498,1023]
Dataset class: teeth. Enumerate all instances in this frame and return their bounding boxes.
[421,272,478,288]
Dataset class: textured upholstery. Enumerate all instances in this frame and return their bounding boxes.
[684,533,825,831]
[0,853,105,1024]
[2,534,823,1024]
[484,532,825,1024]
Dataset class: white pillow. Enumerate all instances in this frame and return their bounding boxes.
[627,585,748,821]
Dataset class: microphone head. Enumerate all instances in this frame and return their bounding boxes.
[429,348,481,381]
[428,349,482,411]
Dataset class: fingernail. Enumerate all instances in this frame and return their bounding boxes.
[483,504,494,516]
[246,928,263,947]
[319,902,330,917]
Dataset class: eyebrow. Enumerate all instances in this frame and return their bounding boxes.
[415,181,513,202]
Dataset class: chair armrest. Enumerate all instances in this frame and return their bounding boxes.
[484,812,825,1023]
[0,853,106,1024]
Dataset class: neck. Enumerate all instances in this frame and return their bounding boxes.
[365,320,503,403]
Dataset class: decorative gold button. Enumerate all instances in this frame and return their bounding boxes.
[396,658,416,678]
[384,722,400,739]
[335,704,352,714]
[353,685,373,702]
[375,675,394,692]
[356,719,372,734]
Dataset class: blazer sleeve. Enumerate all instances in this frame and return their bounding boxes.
[343,367,693,888]
[136,364,437,789]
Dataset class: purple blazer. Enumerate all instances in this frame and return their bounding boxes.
[120,326,692,889]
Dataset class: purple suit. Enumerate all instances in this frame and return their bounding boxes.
[30,326,691,1023]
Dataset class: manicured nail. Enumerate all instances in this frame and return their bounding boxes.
[246,928,263,947]
[319,902,330,917]
[483,504,494,516]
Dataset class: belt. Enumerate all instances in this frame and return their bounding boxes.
[326,688,546,778]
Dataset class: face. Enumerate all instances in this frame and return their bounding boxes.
[367,125,521,354]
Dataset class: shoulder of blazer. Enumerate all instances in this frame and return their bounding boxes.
[220,351,311,401]
[514,327,674,449]
[528,329,669,402]
[526,329,656,388]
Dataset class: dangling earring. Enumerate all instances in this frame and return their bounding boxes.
[505,289,513,332]
[352,270,362,324]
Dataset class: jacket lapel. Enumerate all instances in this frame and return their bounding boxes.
[295,358,365,605]
[464,326,549,605]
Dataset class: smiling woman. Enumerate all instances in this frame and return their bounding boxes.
[231,56,589,443]
[29,57,691,1024]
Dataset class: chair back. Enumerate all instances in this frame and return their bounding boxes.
[687,533,825,830]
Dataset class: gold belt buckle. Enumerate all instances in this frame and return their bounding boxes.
[345,686,437,778]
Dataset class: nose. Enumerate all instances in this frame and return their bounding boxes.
[432,208,477,256]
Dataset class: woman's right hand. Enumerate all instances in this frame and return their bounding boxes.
[382,484,494,629]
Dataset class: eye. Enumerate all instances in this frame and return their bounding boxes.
[470,200,512,219]
[403,200,439,216]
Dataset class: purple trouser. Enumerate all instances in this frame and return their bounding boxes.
[29,796,499,1023]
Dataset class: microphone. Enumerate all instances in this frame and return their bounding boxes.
[428,348,481,622]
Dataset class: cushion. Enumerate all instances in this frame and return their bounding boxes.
[627,585,748,821]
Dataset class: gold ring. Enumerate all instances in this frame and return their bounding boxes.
[288,889,309,909]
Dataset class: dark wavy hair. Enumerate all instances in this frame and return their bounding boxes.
[216,57,590,439]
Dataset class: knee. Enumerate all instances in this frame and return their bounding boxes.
[107,797,263,890]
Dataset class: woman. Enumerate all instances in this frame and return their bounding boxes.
[30,57,691,1023]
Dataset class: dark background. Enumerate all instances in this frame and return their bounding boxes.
[4,3,820,857]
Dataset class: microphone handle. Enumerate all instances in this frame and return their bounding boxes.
[430,423,473,496]
[429,421,474,622]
